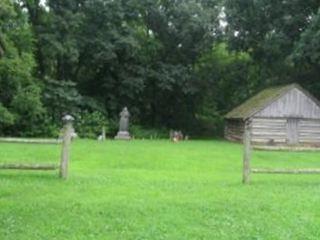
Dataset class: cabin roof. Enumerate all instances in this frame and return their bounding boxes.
[225,84,320,120]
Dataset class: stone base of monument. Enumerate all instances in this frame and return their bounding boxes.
[114,131,131,140]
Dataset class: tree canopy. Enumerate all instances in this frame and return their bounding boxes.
[1,0,320,137]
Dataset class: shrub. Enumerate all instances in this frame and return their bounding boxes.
[74,111,108,139]
[130,125,168,139]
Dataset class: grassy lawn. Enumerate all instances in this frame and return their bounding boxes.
[1,140,320,239]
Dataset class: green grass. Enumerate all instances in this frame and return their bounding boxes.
[1,140,320,240]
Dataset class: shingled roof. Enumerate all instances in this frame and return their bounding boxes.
[225,84,308,119]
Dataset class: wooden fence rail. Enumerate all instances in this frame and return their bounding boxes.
[0,163,58,170]
[0,138,62,144]
[251,168,320,174]
[243,119,251,184]
[242,118,320,184]
[0,115,74,179]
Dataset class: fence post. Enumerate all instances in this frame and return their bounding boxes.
[102,126,106,141]
[243,118,252,184]
[60,115,74,179]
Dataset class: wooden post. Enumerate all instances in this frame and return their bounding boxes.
[243,119,252,184]
[102,126,106,141]
[60,115,74,179]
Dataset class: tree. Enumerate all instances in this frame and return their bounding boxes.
[136,0,221,129]
[291,9,320,95]
[225,0,319,86]
[0,0,43,135]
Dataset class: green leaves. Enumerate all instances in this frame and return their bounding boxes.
[224,0,320,97]
[292,9,320,66]
[0,103,14,126]
[0,0,42,135]
[11,84,44,122]
[43,78,82,120]
[74,110,109,138]
[10,0,320,137]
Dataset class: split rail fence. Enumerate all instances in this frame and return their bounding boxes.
[243,119,320,184]
[0,115,74,179]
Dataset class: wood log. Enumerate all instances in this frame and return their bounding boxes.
[243,119,252,184]
[251,168,320,174]
[60,115,74,179]
[102,127,106,141]
[300,139,320,143]
[0,138,62,144]
[0,163,58,170]
[253,145,320,151]
[252,139,286,143]
[251,132,286,136]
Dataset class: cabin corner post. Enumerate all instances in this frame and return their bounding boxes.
[60,115,74,179]
[243,118,252,184]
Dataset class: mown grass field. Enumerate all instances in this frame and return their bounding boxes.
[1,139,320,240]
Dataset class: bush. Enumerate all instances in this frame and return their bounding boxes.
[24,115,61,138]
[194,115,224,138]
[74,111,108,139]
[130,125,168,139]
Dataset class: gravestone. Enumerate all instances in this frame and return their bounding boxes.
[170,130,184,142]
[114,107,131,140]
[98,127,106,141]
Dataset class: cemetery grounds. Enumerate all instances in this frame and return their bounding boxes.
[1,139,320,239]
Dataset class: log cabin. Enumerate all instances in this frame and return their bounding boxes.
[225,84,320,146]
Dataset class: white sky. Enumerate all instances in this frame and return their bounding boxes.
[40,0,46,6]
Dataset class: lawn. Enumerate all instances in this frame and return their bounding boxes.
[1,140,320,240]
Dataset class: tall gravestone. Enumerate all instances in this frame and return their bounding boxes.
[114,107,131,140]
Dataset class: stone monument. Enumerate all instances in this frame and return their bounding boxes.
[114,107,131,140]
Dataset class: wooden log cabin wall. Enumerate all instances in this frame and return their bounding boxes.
[225,84,320,146]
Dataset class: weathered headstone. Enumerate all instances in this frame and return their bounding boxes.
[98,127,106,141]
[114,107,131,140]
[170,130,184,142]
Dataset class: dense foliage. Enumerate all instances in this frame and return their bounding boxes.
[1,0,320,137]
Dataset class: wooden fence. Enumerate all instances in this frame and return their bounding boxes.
[243,118,320,184]
[0,115,74,179]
